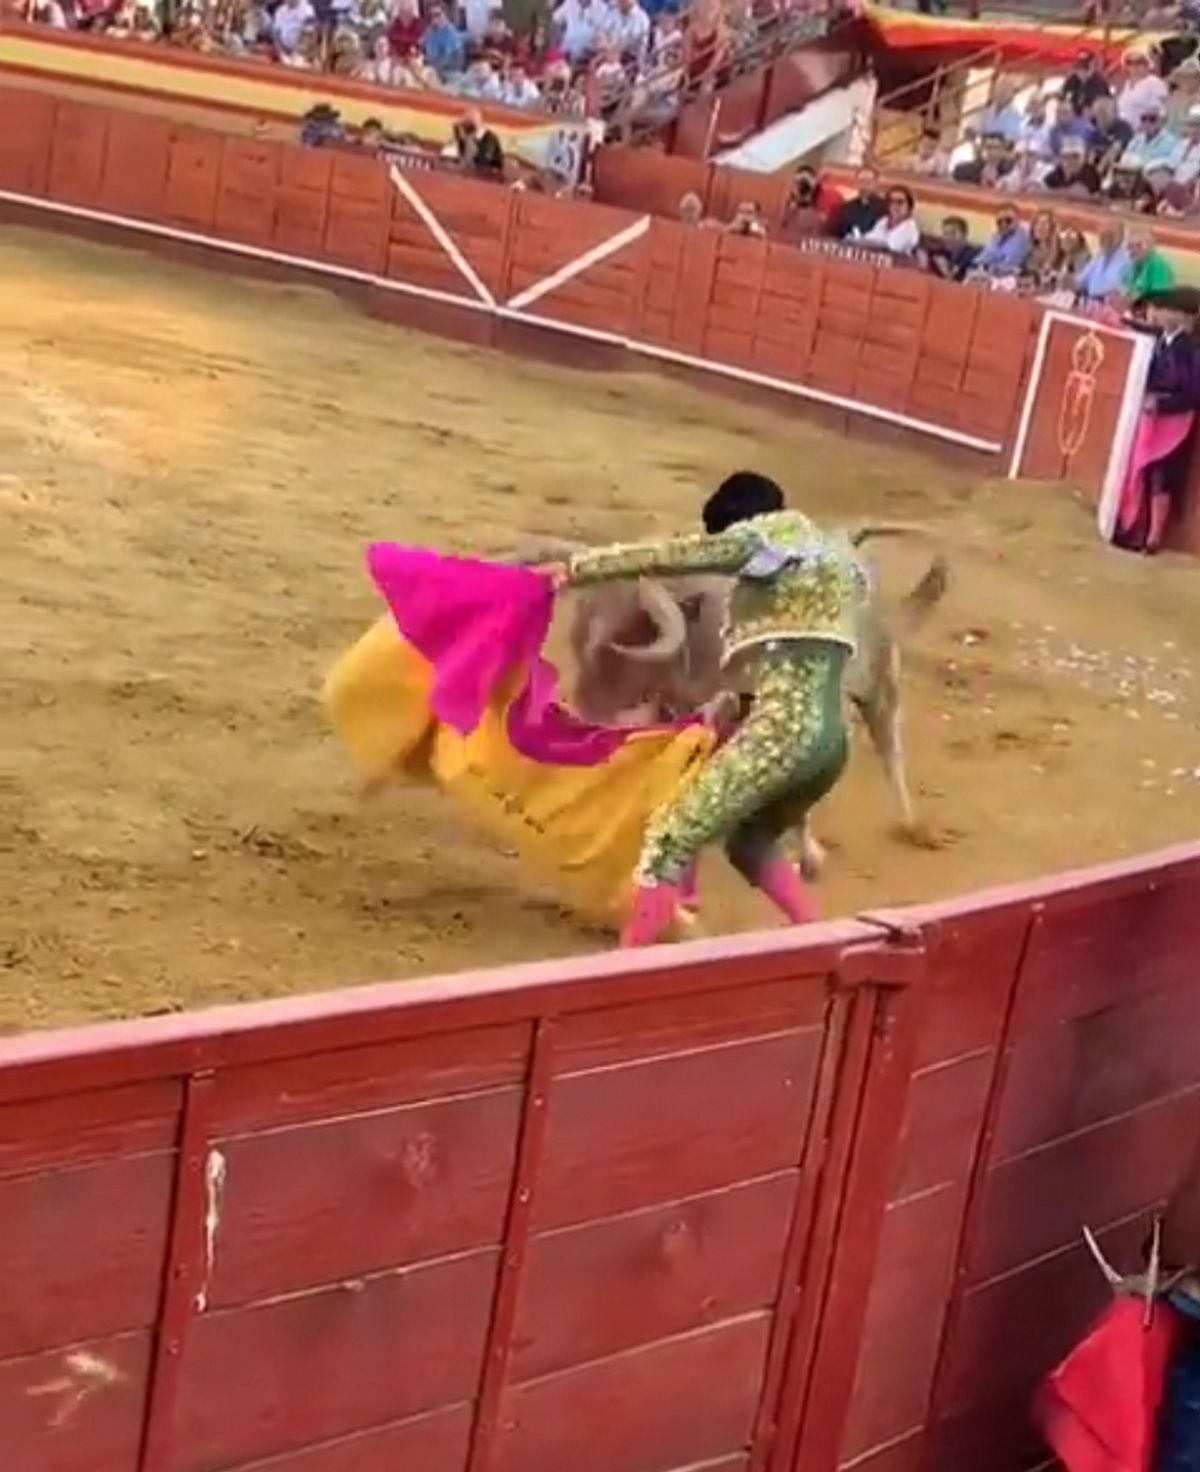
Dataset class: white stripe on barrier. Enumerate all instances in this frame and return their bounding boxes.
[0,185,1004,454]
[388,164,496,309]
[504,213,650,313]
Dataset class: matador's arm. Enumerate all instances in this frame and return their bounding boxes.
[564,524,761,584]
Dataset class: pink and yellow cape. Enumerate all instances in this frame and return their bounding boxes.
[322,546,715,924]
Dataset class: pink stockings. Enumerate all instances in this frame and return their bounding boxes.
[620,858,817,947]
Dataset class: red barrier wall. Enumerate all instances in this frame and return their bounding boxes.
[5,843,1200,1472]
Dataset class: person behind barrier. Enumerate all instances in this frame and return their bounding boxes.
[829,168,886,241]
[918,216,978,283]
[557,472,868,948]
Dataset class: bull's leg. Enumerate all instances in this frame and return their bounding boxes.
[797,818,827,880]
[857,644,916,834]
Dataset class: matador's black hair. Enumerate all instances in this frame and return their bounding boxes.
[703,471,786,534]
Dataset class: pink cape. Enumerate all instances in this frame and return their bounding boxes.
[366,544,698,767]
[1114,410,1195,541]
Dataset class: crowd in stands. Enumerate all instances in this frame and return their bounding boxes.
[18,0,820,120]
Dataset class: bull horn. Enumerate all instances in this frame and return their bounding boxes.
[849,522,932,546]
[612,578,686,662]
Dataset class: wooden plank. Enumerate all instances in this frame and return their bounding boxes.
[210,1023,529,1134]
[553,979,825,1075]
[209,1086,522,1307]
[911,909,1027,1069]
[968,1086,1200,1284]
[0,1153,173,1360]
[175,1247,498,1472]
[513,1172,796,1382]
[0,1079,181,1177]
[890,1052,993,1202]
[215,1403,471,1472]
[995,983,1200,1163]
[491,1313,771,1472]
[1,1329,152,1472]
[533,1031,820,1231]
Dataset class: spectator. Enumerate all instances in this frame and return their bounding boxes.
[863,184,920,255]
[1054,225,1091,290]
[919,215,978,282]
[271,0,314,56]
[781,166,839,236]
[460,57,504,100]
[1166,54,1200,130]
[1122,106,1184,172]
[330,24,363,75]
[977,76,1024,143]
[282,20,321,66]
[1022,207,1060,286]
[387,0,424,57]
[975,206,1030,276]
[727,200,767,237]
[829,167,886,240]
[1061,49,1111,114]
[911,127,951,177]
[589,39,630,116]
[999,147,1046,194]
[480,11,518,61]
[552,0,605,62]
[607,0,651,61]
[1117,50,1170,128]
[499,60,541,108]
[422,4,465,78]
[1018,93,1054,159]
[1043,136,1102,195]
[357,116,386,152]
[1089,92,1134,171]
[353,0,390,50]
[1075,220,1132,302]
[678,192,714,227]
[27,0,67,25]
[1140,161,1190,216]
[541,58,584,115]
[953,132,1015,187]
[1048,94,1096,156]
[461,0,493,44]
[1128,226,1177,299]
[454,109,504,177]
[1176,103,1200,184]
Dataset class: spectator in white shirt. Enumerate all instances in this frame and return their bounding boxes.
[1117,51,1170,129]
[552,0,607,61]
[500,61,542,108]
[1018,93,1054,160]
[862,185,921,256]
[605,0,650,60]
[272,0,315,55]
[911,127,950,177]
[1175,103,1200,185]
[1121,106,1184,173]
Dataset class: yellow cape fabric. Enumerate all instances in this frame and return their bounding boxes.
[323,615,716,924]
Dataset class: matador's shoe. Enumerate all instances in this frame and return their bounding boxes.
[621,881,686,947]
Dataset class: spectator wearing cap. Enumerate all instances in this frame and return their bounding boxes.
[1128,226,1176,300]
[918,216,979,283]
[1088,93,1133,171]
[1061,50,1111,114]
[1175,103,1200,184]
[1117,50,1169,129]
[975,206,1030,277]
[1121,106,1184,172]
[1075,220,1132,303]
[953,132,1015,185]
[862,185,920,256]
[829,168,886,240]
[1043,136,1102,195]
[976,76,1024,144]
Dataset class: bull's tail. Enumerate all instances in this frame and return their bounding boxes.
[896,554,950,636]
[848,521,934,546]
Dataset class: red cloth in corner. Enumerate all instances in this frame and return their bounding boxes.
[1037,1297,1181,1472]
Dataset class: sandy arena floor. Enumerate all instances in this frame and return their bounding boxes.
[3,228,1200,1032]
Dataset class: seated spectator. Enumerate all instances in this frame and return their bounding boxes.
[862,184,920,255]
[1061,49,1111,115]
[678,192,715,227]
[271,0,314,57]
[1088,93,1133,171]
[479,11,518,62]
[1128,225,1176,299]
[454,109,504,177]
[999,146,1046,194]
[1053,225,1091,290]
[829,167,885,240]
[300,103,345,147]
[726,200,767,238]
[330,25,363,77]
[1106,156,1148,206]
[977,76,1024,144]
[1018,93,1054,159]
[1140,161,1191,216]
[589,40,631,116]
[1024,207,1060,288]
[607,0,651,61]
[360,32,406,83]
[552,0,605,62]
[911,127,951,177]
[281,20,321,67]
[1048,94,1096,157]
[1121,106,1184,173]
[387,0,424,57]
[781,166,839,236]
[541,58,584,115]
[975,206,1030,277]
[1177,103,1200,184]
[1117,50,1170,129]
[27,0,67,25]
[1043,136,1102,195]
[423,4,465,78]
[356,117,386,152]
[953,132,1015,186]
[919,215,979,282]
[459,56,504,100]
[1166,53,1200,129]
[353,0,390,50]
[499,60,541,108]
[1075,220,1132,302]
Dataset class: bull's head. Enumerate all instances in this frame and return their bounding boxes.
[608,578,687,663]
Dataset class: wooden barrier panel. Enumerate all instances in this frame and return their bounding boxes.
[0,86,56,197]
[0,920,912,1472]
[591,147,709,222]
[99,112,171,223]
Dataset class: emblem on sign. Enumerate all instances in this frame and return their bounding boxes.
[1057,328,1106,460]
